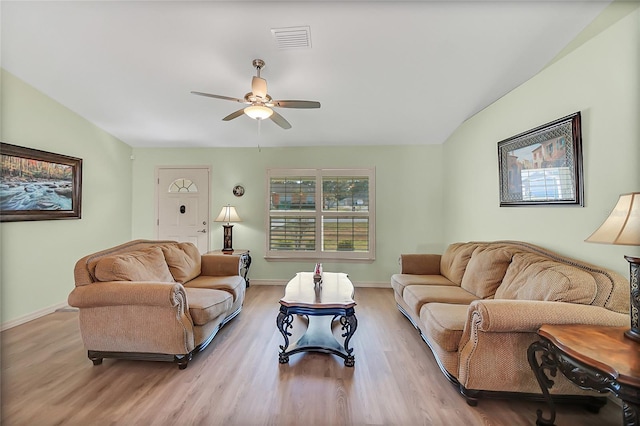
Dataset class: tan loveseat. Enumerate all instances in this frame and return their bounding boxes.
[69,239,245,369]
[392,241,629,406]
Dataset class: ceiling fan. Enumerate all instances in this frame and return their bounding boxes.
[191,59,320,129]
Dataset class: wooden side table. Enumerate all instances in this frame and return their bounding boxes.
[206,249,251,287]
[527,324,640,426]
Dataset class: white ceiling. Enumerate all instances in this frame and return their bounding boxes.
[1,1,611,149]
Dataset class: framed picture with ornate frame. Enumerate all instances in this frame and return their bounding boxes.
[0,142,83,222]
[497,112,584,207]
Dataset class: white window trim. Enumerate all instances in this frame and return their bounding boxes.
[265,167,376,262]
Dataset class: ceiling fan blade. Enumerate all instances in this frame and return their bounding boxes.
[271,100,321,109]
[222,108,246,121]
[269,110,292,129]
[191,91,245,103]
[252,77,268,98]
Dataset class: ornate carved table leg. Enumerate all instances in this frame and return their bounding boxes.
[340,308,358,367]
[241,252,252,288]
[527,339,558,426]
[623,401,639,426]
[620,383,640,426]
[276,305,293,364]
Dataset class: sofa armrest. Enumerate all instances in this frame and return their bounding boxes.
[201,254,241,276]
[455,299,628,392]
[466,299,628,334]
[399,254,441,275]
[68,280,195,355]
[68,281,187,309]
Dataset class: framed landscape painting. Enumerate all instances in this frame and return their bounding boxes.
[497,112,584,207]
[0,143,83,222]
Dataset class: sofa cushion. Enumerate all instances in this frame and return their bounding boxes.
[461,246,513,298]
[403,285,478,316]
[184,275,245,302]
[420,303,469,352]
[185,288,232,326]
[161,243,202,283]
[391,274,457,296]
[440,243,480,285]
[94,247,175,283]
[495,253,598,304]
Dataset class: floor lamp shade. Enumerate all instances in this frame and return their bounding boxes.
[215,205,242,252]
[586,192,640,342]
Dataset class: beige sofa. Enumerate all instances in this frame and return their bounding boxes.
[392,241,629,406]
[69,239,246,369]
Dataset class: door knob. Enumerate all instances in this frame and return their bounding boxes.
[197,229,207,233]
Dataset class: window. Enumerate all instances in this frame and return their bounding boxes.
[266,168,375,261]
[168,178,198,193]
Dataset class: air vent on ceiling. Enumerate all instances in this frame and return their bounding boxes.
[271,26,311,49]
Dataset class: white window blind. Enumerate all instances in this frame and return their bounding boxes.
[266,168,375,261]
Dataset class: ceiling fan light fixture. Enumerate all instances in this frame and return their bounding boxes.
[244,105,273,120]
[193,58,318,129]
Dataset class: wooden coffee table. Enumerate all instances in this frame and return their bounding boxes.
[276,272,357,366]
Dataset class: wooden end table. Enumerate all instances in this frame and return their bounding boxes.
[527,324,640,426]
[276,272,357,367]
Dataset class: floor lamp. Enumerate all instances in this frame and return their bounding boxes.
[215,205,242,252]
[585,192,640,342]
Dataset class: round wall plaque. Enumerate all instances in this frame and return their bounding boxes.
[233,185,245,197]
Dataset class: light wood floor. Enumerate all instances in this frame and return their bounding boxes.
[1,286,623,425]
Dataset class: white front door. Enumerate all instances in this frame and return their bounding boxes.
[157,167,210,253]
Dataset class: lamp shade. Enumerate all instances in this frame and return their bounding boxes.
[585,192,640,246]
[214,205,242,224]
[244,105,273,120]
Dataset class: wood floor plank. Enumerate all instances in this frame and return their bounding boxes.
[1,286,623,425]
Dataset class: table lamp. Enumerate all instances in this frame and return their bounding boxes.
[585,192,640,342]
[215,205,242,252]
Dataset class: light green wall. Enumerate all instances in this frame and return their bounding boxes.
[131,145,444,284]
[442,7,640,277]
[0,69,133,323]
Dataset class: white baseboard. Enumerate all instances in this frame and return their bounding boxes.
[1,301,69,331]
[249,279,287,286]
[250,279,390,288]
[355,281,391,288]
